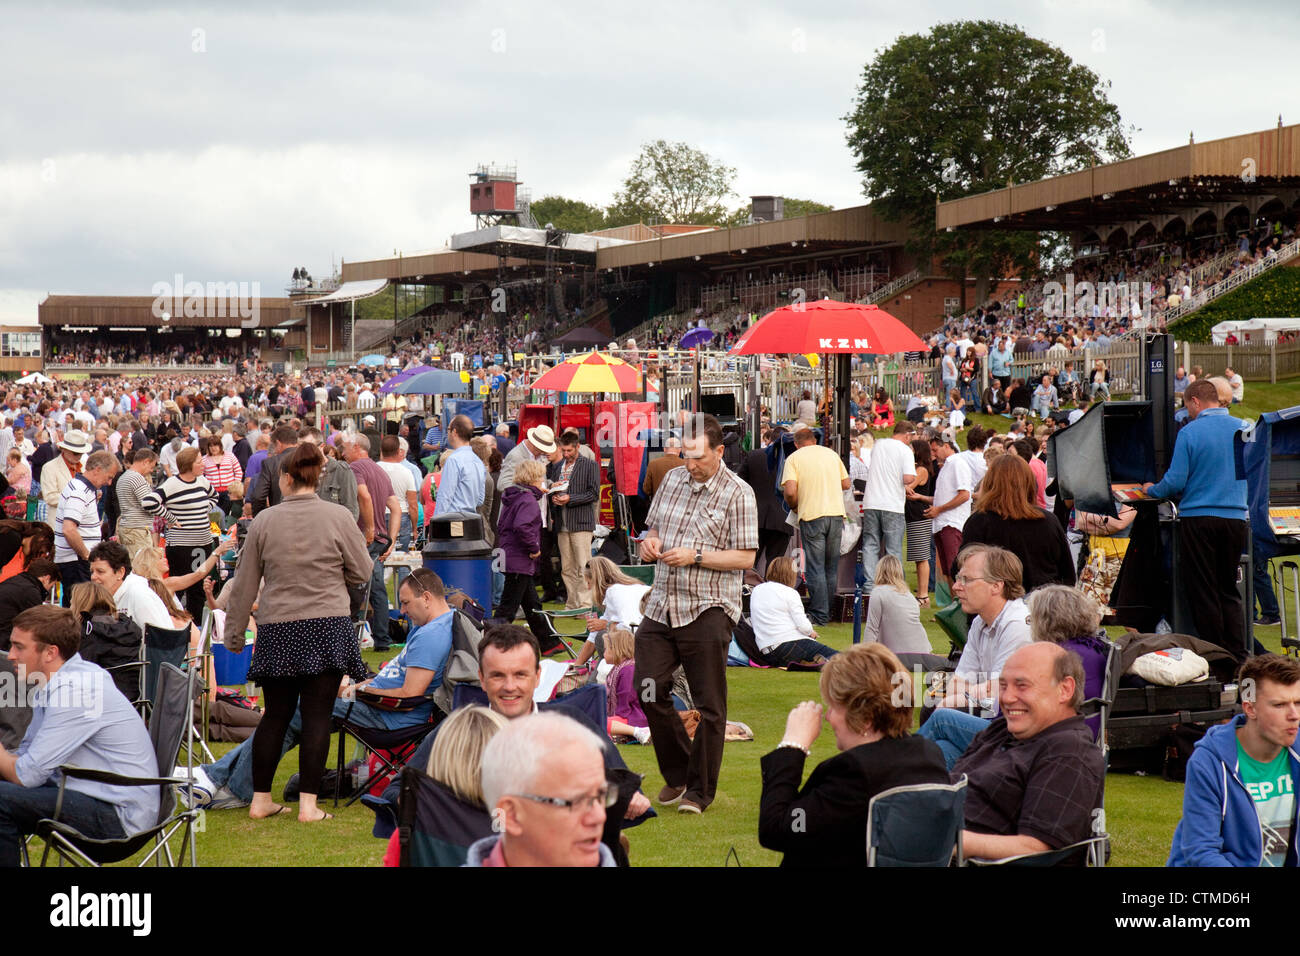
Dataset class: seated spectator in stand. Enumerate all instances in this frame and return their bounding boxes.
[574,556,650,666]
[917,584,1109,770]
[5,451,30,497]
[0,605,159,867]
[1031,375,1059,419]
[870,387,894,428]
[861,555,931,656]
[468,711,618,867]
[748,556,839,668]
[192,569,455,809]
[387,625,652,835]
[603,628,651,744]
[959,455,1074,592]
[1168,653,1300,867]
[954,642,1106,861]
[88,541,173,635]
[1007,378,1033,415]
[923,545,1030,728]
[381,705,509,866]
[757,643,948,866]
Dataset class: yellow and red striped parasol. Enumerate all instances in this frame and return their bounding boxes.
[530,350,643,393]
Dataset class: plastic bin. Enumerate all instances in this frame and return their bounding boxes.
[422,511,493,611]
[212,643,252,686]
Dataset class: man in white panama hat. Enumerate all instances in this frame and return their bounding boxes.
[39,429,91,532]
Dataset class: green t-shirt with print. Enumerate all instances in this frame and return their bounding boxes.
[1236,740,1295,867]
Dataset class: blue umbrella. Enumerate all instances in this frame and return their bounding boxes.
[678,326,714,350]
[389,369,469,395]
[358,354,387,366]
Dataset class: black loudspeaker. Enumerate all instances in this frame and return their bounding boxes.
[1169,519,1254,659]
[1140,333,1175,476]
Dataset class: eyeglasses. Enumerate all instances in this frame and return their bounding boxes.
[512,786,617,814]
[953,574,995,586]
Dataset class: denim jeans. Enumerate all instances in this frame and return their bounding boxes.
[918,707,989,771]
[491,569,505,611]
[942,379,958,407]
[205,698,389,803]
[761,638,839,667]
[0,781,125,866]
[368,539,391,649]
[860,509,905,595]
[800,516,843,625]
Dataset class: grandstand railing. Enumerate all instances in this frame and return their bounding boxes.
[1166,239,1300,326]
[865,269,921,304]
[837,266,889,301]
[42,361,242,374]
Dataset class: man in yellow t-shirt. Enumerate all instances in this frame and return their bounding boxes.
[781,425,850,625]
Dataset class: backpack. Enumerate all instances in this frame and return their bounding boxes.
[444,586,487,627]
[432,609,483,717]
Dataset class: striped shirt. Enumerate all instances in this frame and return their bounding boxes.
[115,468,158,530]
[143,475,218,546]
[202,453,243,492]
[54,474,102,563]
[643,461,758,627]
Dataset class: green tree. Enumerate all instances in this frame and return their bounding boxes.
[844,20,1134,310]
[529,195,607,233]
[607,139,738,225]
[781,198,834,219]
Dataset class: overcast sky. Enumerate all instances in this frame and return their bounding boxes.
[2,0,1297,323]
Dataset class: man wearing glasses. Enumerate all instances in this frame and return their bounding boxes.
[467,712,617,867]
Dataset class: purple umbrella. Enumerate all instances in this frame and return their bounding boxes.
[678,326,715,350]
[378,365,434,393]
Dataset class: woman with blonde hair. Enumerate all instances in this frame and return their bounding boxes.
[573,556,650,666]
[861,555,930,655]
[381,705,509,866]
[758,643,948,866]
[748,556,838,668]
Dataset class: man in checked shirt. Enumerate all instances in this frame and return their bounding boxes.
[636,414,758,815]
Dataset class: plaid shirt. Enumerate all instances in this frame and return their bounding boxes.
[643,462,758,627]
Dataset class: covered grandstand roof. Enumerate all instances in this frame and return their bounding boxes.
[936,121,1300,232]
[38,295,296,329]
[450,224,634,263]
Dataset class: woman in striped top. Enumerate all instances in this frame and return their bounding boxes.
[202,435,243,515]
[143,446,219,622]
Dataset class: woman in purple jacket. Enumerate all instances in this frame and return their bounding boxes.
[492,459,554,646]
[603,628,651,744]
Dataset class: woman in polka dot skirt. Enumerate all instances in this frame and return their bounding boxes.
[220,442,374,822]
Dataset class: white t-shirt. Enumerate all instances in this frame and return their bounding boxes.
[749,581,816,652]
[602,583,650,628]
[378,460,417,516]
[955,449,987,490]
[1229,373,1244,402]
[862,437,916,514]
[932,454,973,534]
[114,573,175,633]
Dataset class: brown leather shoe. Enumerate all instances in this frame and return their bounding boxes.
[678,799,704,814]
[656,784,687,805]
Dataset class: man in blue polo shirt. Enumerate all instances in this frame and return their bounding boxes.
[192,569,454,808]
[1144,378,1251,659]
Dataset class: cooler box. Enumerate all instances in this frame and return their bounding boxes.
[423,511,493,611]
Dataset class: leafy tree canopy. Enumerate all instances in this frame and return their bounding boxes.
[844,20,1134,302]
[608,139,738,226]
[529,195,608,233]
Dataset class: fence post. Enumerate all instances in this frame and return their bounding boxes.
[1271,344,1278,384]
[1182,340,1191,373]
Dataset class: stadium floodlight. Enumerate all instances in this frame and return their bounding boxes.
[1045,205,1055,211]
[1169,179,1178,186]
[1101,193,1112,200]
[740,248,747,254]
[946,227,954,232]
[993,216,1002,222]
[648,262,654,267]
[161,311,171,323]
[791,241,798,247]
[694,255,701,261]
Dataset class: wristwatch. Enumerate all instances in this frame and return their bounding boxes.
[694,548,703,566]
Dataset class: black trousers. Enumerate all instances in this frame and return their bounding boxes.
[537,527,563,600]
[165,539,215,622]
[757,528,791,573]
[1179,516,1249,660]
[252,671,342,796]
[634,607,731,809]
[56,559,91,608]
[495,572,554,647]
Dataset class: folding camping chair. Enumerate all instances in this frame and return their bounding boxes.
[143,621,193,716]
[865,776,967,867]
[332,690,443,808]
[33,662,201,867]
[182,610,217,764]
[397,766,496,867]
